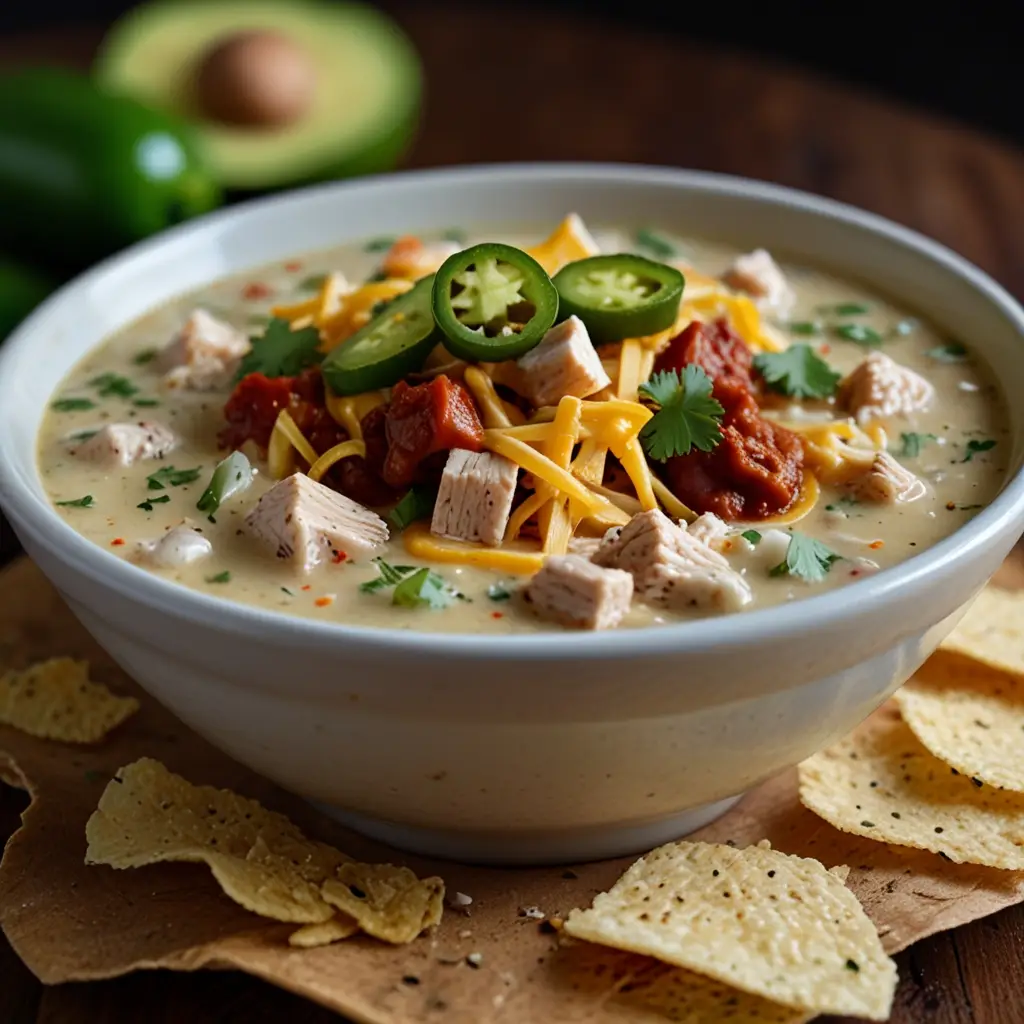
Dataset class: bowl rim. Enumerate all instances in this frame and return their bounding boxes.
[2,160,1024,659]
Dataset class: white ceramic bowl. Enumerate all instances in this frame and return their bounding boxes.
[2,164,1024,865]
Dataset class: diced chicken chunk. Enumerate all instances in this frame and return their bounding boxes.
[525,555,633,630]
[514,316,611,407]
[134,524,212,569]
[245,473,388,573]
[845,451,926,504]
[687,512,730,551]
[722,249,796,319]
[381,236,461,280]
[431,449,519,547]
[72,422,177,468]
[567,535,603,559]
[837,352,934,425]
[594,508,752,612]
[160,309,251,391]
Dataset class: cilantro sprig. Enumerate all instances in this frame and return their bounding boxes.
[926,343,968,363]
[360,557,460,609]
[235,317,323,381]
[52,397,96,412]
[961,439,996,463]
[753,344,841,399]
[894,432,937,458]
[145,465,202,491]
[90,372,139,398]
[56,495,94,508]
[388,486,438,531]
[770,532,842,582]
[638,365,724,461]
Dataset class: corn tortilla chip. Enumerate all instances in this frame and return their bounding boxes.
[321,862,445,945]
[564,840,895,1020]
[0,658,138,743]
[86,758,346,923]
[799,708,1024,869]
[941,586,1024,676]
[288,916,360,948]
[895,652,1024,792]
[619,958,813,1023]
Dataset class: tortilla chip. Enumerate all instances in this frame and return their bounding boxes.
[321,862,445,945]
[799,708,1024,869]
[942,587,1024,676]
[85,758,346,923]
[288,916,360,948]
[563,839,895,1020]
[895,652,1024,792]
[0,658,138,743]
[619,958,813,1023]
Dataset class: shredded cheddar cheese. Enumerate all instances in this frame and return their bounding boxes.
[307,440,367,483]
[325,390,387,438]
[759,471,820,525]
[525,213,600,275]
[268,409,319,478]
[404,522,545,574]
[616,338,644,400]
[536,396,582,554]
[319,279,413,350]
[464,366,513,428]
[650,475,696,523]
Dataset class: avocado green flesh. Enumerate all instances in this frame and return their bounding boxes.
[95,0,422,190]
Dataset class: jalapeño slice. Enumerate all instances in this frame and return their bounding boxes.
[431,242,558,361]
[553,254,685,344]
[321,276,439,395]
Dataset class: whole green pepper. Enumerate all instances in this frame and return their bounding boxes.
[0,68,221,270]
[0,257,56,339]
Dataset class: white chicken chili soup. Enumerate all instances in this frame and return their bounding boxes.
[38,217,1008,634]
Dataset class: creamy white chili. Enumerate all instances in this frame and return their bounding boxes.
[38,217,1008,633]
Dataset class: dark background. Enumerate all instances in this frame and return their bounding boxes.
[3,0,1023,149]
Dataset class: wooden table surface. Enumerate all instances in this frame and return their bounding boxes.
[1,4,1023,1021]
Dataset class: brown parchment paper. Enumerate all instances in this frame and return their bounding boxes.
[3,555,1024,1023]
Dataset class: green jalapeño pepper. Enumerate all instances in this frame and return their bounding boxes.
[431,243,558,361]
[322,275,440,395]
[553,254,685,344]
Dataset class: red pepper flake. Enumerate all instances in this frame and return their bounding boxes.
[284,261,303,273]
[868,540,884,550]
[110,537,125,547]
[819,344,832,355]
[242,282,272,301]
[315,596,335,608]
[331,550,349,564]
[301,584,312,591]
[491,611,504,619]
[849,569,861,577]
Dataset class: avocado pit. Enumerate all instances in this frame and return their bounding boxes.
[194,29,316,128]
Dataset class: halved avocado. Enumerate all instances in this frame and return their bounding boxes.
[95,0,422,191]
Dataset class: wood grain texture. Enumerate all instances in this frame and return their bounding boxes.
[1,3,1023,1020]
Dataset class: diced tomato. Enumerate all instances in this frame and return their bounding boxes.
[219,373,295,450]
[383,376,484,488]
[241,282,273,301]
[654,319,754,389]
[327,405,402,508]
[663,377,804,520]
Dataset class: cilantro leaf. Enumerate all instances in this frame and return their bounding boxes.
[364,236,397,253]
[132,348,159,365]
[393,567,457,610]
[927,342,968,363]
[52,397,96,412]
[145,465,202,491]
[442,228,466,244]
[770,532,841,582]
[56,495,94,508]
[638,365,724,461]
[753,344,841,399]
[235,317,323,381]
[894,432,937,458]
[388,486,438,531]
[90,372,139,398]
[359,558,419,593]
[635,228,678,259]
[833,323,884,347]
[137,495,171,511]
[740,529,762,545]
[787,321,823,336]
[487,582,512,601]
[206,571,232,584]
[962,438,996,462]
[818,302,871,316]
